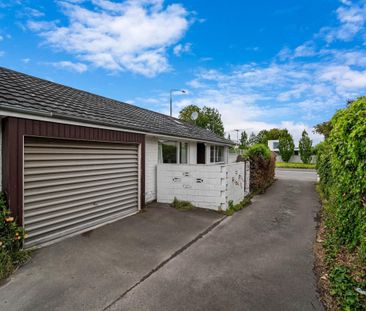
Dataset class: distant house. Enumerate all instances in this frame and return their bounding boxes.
[0,67,249,248]
[268,139,315,163]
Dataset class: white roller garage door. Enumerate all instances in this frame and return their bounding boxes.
[23,139,139,247]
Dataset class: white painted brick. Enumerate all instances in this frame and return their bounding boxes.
[157,162,250,211]
[145,136,159,203]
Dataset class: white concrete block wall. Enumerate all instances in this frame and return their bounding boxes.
[157,162,250,211]
[228,153,238,163]
[226,163,248,205]
[145,136,159,203]
[157,164,226,210]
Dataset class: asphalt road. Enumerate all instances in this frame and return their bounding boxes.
[107,168,323,311]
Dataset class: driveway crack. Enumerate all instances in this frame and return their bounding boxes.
[102,215,227,310]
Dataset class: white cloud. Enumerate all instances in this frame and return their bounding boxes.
[173,42,191,56]
[321,1,366,42]
[50,61,88,73]
[169,48,364,143]
[22,58,30,63]
[293,41,317,58]
[28,0,191,77]
[320,65,366,89]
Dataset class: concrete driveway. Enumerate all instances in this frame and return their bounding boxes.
[0,168,322,311]
[0,204,224,311]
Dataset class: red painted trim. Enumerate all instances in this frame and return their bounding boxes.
[3,117,145,226]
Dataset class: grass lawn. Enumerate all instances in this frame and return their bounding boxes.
[276,162,316,169]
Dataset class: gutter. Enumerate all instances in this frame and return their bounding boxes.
[0,106,234,146]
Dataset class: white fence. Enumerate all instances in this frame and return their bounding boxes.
[157,162,250,211]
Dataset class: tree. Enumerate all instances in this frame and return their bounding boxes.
[239,131,249,149]
[279,132,295,162]
[248,132,259,146]
[178,105,200,123]
[299,130,312,164]
[314,121,332,139]
[257,128,289,145]
[179,105,225,137]
[228,133,231,141]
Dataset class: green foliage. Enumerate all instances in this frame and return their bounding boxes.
[224,195,253,216]
[257,128,289,145]
[278,132,295,162]
[328,265,366,310]
[317,97,366,309]
[322,98,366,255]
[247,144,271,160]
[0,193,29,280]
[239,131,249,149]
[171,197,196,211]
[179,105,225,137]
[299,130,313,164]
[276,162,315,169]
[314,121,333,139]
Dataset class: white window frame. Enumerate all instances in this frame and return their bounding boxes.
[159,140,189,164]
[210,145,225,163]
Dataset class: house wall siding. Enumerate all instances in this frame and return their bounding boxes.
[145,136,159,203]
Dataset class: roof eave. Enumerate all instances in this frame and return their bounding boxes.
[0,105,233,146]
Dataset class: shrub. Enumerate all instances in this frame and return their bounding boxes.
[323,98,366,256]
[0,193,29,280]
[279,133,294,162]
[317,97,366,309]
[328,265,366,310]
[171,197,196,210]
[249,148,275,192]
[247,143,270,159]
[224,195,253,216]
[299,130,312,164]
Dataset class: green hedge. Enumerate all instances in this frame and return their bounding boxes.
[317,98,366,258]
[248,144,275,192]
[317,98,366,309]
[247,143,270,159]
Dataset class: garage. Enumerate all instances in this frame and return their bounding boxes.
[2,116,145,248]
[23,139,140,247]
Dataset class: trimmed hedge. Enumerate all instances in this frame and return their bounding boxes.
[317,98,366,309]
[317,98,366,259]
[248,144,275,192]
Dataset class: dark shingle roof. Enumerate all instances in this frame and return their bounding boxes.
[0,67,232,145]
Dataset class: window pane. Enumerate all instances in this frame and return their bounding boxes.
[210,146,215,163]
[180,142,188,164]
[161,142,177,163]
[217,146,224,162]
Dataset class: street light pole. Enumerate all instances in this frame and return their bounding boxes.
[169,89,186,117]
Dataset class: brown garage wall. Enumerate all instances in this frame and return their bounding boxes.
[2,117,145,226]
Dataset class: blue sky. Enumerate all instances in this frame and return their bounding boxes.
[1,0,366,143]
